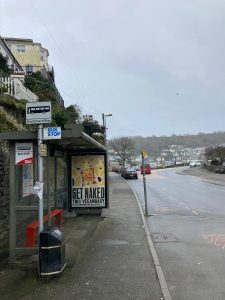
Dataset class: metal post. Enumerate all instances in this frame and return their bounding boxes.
[38,124,44,232]
[9,143,16,262]
[102,113,106,145]
[142,152,148,216]
[47,143,51,227]
[102,113,112,146]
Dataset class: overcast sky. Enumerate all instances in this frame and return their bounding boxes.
[1,0,225,138]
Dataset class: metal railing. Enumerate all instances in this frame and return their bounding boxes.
[0,69,38,102]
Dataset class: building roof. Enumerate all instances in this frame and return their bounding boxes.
[3,37,49,56]
[0,36,23,71]
[3,37,34,43]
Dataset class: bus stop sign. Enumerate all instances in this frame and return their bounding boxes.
[26,102,52,124]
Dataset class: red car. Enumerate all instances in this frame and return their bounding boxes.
[140,163,151,174]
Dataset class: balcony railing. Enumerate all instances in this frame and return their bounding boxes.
[0,69,38,102]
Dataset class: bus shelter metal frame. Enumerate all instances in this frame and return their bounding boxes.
[0,124,107,262]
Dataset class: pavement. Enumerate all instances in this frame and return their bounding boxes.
[1,173,165,300]
[181,165,225,183]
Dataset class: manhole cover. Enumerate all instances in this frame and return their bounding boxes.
[112,189,132,194]
[151,232,178,243]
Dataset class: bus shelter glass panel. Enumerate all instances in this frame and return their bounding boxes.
[43,156,55,208]
[55,157,67,209]
[16,210,39,248]
[15,150,38,206]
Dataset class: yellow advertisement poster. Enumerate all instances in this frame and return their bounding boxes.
[71,155,106,207]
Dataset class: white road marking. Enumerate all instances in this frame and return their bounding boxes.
[192,210,198,215]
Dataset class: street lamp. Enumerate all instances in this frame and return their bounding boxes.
[102,113,112,145]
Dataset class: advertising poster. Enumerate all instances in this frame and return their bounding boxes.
[15,143,33,165]
[71,155,106,208]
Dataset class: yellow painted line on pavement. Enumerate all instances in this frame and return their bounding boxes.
[157,207,177,214]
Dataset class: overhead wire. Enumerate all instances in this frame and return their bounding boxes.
[0,68,101,121]
[25,0,103,118]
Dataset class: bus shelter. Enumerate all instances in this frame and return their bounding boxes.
[0,124,108,262]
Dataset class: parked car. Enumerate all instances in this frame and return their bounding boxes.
[189,161,201,168]
[140,163,151,174]
[123,167,138,179]
[134,165,140,171]
[214,167,225,174]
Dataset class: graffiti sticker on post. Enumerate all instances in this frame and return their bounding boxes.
[15,143,33,165]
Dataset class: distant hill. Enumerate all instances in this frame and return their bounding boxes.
[131,132,225,158]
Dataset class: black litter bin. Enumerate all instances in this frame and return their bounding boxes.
[39,227,66,277]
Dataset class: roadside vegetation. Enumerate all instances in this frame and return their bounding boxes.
[131,132,225,159]
[0,53,10,74]
[0,51,104,142]
[205,146,225,166]
[108,137,134,167]
[22,71,104,143]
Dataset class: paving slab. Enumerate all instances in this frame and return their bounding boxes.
[1,173,163,300]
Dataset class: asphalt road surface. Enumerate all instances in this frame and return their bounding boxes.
[128,167,225,300]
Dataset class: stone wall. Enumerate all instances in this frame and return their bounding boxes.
[0,142,9,247]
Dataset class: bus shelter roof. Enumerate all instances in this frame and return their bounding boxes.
[0,124,107,153]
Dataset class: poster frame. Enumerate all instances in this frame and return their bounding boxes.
[69,152,108,210]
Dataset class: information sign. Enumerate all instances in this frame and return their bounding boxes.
[26,102,52,124]
[15,143,33,165]
[39,144,47,157]
[43,127,61,140]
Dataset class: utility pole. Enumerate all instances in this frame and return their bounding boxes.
[141,151,148,216]
[102,113,112,145]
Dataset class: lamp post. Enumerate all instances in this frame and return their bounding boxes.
[102,113,112,145]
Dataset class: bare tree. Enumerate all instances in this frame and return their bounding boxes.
[205,146,225,165]
[108,137,134,167]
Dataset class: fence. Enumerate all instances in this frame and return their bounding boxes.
[0,71,38,102]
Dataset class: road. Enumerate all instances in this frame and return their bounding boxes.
[128,167,225,300]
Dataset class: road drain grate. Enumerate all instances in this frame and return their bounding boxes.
[151,232,178,243]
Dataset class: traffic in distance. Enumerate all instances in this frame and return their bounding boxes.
[110,159,203,179]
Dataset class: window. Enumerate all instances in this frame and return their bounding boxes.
[26,64,33,74]
[16,45,25,53]
[40,49,45,61]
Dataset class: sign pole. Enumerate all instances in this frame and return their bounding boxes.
[142,152,148,216]
[38,124,44,233]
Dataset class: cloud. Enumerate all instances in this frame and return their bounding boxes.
[1,0,225,136]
